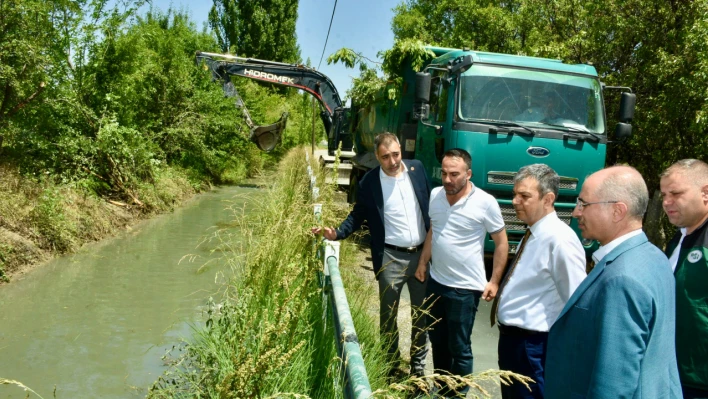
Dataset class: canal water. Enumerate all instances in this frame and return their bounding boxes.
[0,186,256,399]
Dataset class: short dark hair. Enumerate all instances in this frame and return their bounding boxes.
[443,148,471,170]
[514,164,559,200]
[374,132,399,154]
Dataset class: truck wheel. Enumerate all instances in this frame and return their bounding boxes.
[347,172,359,204]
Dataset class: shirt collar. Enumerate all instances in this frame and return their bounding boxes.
[441,182,476,207]
[528,211,557,236]
[592,229,643,264]
[379,162,407,180]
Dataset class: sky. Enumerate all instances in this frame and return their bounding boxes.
[145,0,399,98]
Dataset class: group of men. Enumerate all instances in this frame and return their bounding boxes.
[312,132,708,399]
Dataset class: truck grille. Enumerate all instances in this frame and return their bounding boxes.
[488,171,579,190]
[499,203,573,232]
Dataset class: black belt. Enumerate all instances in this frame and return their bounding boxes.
[384,243,424,253]
[498,323,547,337]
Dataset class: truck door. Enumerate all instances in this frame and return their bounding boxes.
[416,74,448,185]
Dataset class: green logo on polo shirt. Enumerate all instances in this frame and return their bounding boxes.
[688,249,703,263]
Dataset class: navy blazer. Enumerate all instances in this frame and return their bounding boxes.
[544,232,681,399]
[335,159,431,277]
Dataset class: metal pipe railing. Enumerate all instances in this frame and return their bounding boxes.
[307,150,372,399]
[326,255,373,398]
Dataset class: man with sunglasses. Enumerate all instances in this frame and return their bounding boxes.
[544,166,681,399]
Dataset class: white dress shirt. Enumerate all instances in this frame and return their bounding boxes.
[591,229,643,265]
[379,164,426,247]
[668,228,687,272]
[497,212,587,331]
[428,185,505,291]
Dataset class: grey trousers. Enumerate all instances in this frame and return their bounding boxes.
[379,247,429,376]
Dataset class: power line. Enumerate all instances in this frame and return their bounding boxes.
[317,0,338,70]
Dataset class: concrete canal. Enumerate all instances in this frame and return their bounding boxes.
[0,186,257,398]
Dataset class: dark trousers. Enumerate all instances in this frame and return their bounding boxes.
[683,385,708,399]
[497,325,548,399]
[425,277,482,395]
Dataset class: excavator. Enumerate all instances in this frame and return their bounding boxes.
[195,51,352,154]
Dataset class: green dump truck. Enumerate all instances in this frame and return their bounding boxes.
[347,46,635,253]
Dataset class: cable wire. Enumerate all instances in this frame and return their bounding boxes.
[317,0,338,70]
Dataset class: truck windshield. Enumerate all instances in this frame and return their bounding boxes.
[458,64,605,134]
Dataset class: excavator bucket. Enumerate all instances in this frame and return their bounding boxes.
[250,111,288,152]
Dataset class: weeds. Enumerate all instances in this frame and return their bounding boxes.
[0,378,47,399]
[147,147,529,398]
[0,163,201,281]
[148,147,337,398]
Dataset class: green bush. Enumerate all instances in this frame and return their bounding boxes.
[27,187,76,253]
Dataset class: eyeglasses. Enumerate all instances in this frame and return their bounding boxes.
[575,198,619,210]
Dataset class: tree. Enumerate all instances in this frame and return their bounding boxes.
[0,0,73,129]
[208,0,300,62]
[386,0,708,244]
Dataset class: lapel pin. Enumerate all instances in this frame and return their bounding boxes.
[411,167,415,171]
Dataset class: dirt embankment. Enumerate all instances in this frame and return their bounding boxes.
[0,164,199,283]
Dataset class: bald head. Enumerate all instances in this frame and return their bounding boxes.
[573,166,648,245]
[594,166,649,221]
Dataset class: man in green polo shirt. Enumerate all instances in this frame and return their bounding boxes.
[661,159,708,399]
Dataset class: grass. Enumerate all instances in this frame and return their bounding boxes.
[147,146,529,398]
[0,378,49,399]
[147,147,338,398]
[0,163,199,282]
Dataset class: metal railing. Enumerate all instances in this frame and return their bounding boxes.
[307,151,373,399]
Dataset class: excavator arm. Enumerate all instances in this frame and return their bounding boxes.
[196,51,348,154]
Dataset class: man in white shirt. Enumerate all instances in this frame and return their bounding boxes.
[544,166,681,399]
[491,164,586,399]
[313,133,431,378]
[415,148,508,396]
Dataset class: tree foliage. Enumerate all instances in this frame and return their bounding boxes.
[208,0,300,62]
[0,0,70,128]
[0,0,316,209]
[390,0,708,196]
[328,39,434,106]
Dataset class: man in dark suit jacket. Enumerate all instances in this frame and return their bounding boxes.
[544,166,681,399]
[313,133,431,377]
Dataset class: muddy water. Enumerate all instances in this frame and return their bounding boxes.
[0,186,256,399]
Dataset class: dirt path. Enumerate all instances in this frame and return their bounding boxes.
[342,241,503,398]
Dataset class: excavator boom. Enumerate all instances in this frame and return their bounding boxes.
[196,51,349,154]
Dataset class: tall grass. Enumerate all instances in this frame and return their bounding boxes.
[148,148,342,398]
[147,147,527,398]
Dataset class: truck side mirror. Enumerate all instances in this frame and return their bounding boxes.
[618,92,636,123]
[413,72,431,121]
[614,122,632,141]
[416,72,431,103]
